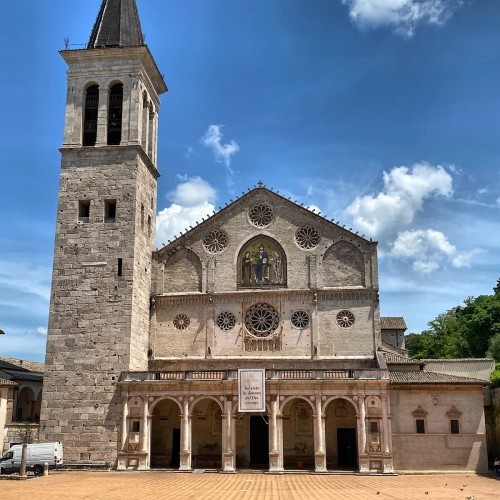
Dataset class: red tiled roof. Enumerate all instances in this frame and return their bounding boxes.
[381,317,407,330]
[389,370,486,385]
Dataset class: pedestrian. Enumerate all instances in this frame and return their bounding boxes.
[494,456,500,479]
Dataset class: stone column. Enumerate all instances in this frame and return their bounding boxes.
[180,399,191,470]
[120,396,129,452]
[95,87,108,146]
[358,395,369,473]
[268,397,281,472]
[222,398,235,472]
[381,394,394,473]
[140,397,149,452]
[314,398,327,472]
[120,81,131,145]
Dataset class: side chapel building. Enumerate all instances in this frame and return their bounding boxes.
[39,0,488,473]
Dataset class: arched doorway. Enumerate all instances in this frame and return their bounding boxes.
[191,398,223,469]
[16,387,35,421]
[325,398,358,470]
[150,399,181,468]
[282,398,315,470]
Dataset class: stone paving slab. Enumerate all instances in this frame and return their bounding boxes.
[0,471,498,500]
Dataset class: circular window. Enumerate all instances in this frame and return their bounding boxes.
[249,204,274,227]
[244,303,279,337]
[216,311,236,331]
[203,229,228,253]
[173,313,190,330]
[336,310,355,328]
[295,226,321,250]
[290,310,310,329]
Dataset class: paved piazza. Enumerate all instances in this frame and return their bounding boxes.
[1,471,498,500]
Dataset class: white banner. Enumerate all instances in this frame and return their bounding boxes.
[238,369,266,412]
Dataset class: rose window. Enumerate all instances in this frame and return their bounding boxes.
[173,313,190,331]
[290,310,310,329]
[216,311,236,331]
[249,204,274,227]
[336,310,355,328]
[244,303,279,337]
[295,226,321,250]
[203,229,228,253]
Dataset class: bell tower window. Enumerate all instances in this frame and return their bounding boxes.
[108,83,123,145]
[83,85,99,146]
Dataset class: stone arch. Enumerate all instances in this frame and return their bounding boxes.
[322,241,365,287]
[16,386,35,421]
[163,248,202,293]
[237,234,287,288]
[281,397,315,470]
[323,397,358,470]
[149,396,183,415]
[150,398,182,468]
[191,397,223,469]
[107,81,123,145]
[83,83,99,146]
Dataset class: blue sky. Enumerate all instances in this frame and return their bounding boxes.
[0,0,499,362]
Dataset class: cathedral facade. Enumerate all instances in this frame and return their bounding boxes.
[39,0,488,473]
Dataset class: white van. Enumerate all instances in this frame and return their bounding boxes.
[0,442,63,475]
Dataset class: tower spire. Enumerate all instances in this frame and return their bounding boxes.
[88,0,144,49]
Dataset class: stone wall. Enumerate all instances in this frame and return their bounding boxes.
[390,387,488,471]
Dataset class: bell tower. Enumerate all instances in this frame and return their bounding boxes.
[39,0,167,464]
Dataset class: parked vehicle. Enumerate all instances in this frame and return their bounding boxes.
[0,442,63,475]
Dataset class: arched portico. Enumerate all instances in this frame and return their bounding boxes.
[190,397,223,469]
[324,397,359,471]
[281,397,316,470]
[150,398,182,468]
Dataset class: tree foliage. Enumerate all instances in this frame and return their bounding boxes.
[405,285,500,359]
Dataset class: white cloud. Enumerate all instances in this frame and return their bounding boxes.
[341,0,462,36]
[156,176,217,247]
[36,326,48,336]
[201,125,240,188]
[391,229,478,273]
[202,125,239,167]
[346,162,453,243]
[496,197,500,206]
[0,261,51,301]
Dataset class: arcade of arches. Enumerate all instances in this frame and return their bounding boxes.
[118,386,391,473]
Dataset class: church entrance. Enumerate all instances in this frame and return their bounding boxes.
[325,398,358,471]
[250,415,269,466]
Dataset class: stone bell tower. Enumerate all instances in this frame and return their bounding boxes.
[39,0,167,464]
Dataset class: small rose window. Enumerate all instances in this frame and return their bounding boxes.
[249,204,274,227]
[336,310,355,328]
[173,313,190,331]
[295,226,321,250]
[203,229,228,254]
[290,310,310,329]
[216,311,236,331]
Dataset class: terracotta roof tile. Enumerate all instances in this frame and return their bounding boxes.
[384,352,421,364]
[389,370,486,385]
[0,357,44,373]
[381,317,407,330]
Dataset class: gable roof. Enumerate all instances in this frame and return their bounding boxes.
[157,184,374,254]
[381,317,407,330]
[88,0,144,49]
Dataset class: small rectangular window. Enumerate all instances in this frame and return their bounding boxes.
[416,419,425,434]
[369,421,378,433]
[141,204,144,228]
[78,200,90,221]
[450,419,459,434]
[105,200,116,221]
[117,258,123,277]
[147,215,152,237]
[131,421,140,433]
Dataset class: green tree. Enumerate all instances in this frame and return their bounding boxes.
[405,289,500,359]
[487,333,500,361]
